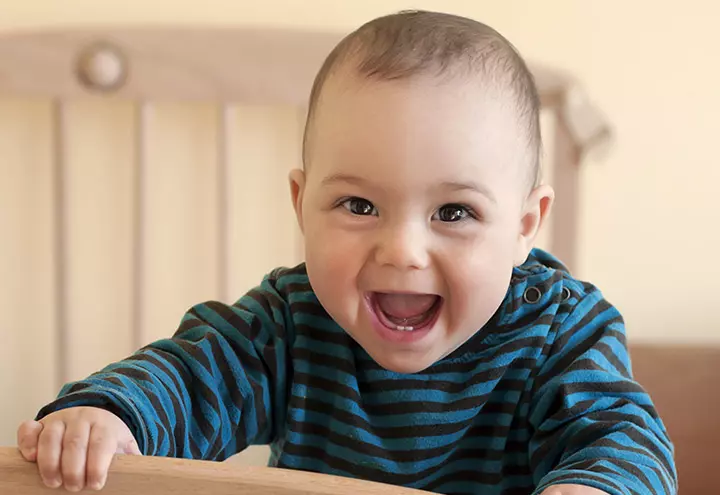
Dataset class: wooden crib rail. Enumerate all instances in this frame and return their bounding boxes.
[0,446,430,495]
[0,27,336,104]
[0,26,573,105]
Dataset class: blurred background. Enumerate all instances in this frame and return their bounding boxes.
[1,0,718,492]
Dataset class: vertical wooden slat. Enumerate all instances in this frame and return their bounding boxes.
[0,99,56,445]
[132,103,147,350]
[226,105,305,300]
[62,100,136,381]
[295,108,307,263]
[550,107,581,271]
[141,102,219,345]
[51,100,69,389]
[217,105,230,303]
[534,108,557,253]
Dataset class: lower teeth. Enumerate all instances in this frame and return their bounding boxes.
[395,325,414,331]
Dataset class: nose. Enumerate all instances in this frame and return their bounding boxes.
[373,221,430,270]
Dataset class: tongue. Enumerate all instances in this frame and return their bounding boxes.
[375,293,438,319]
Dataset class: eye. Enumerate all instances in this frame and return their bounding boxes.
[340,197,378,216]
[434,204,475,223]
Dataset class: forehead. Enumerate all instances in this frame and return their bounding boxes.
[306,74,530,189]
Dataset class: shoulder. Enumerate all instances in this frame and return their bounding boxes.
[500,249,624,344]
[511,249,630,375]
[237,262,316,304]
[503,248,613,317]
[513,248,598,298]
[200,262,316,326]
[235,262,328,324]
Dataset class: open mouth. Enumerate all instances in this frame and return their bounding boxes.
[368,292,443,332]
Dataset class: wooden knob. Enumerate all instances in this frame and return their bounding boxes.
[76,42,127,92]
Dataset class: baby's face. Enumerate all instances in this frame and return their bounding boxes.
[290,74,551,373]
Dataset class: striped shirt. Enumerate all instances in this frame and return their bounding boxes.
[36,249,677,495]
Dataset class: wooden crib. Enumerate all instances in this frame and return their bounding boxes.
[1,23,711,494]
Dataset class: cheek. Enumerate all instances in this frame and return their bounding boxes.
[301,215,367,311]
[303,216,365,269]
[440,229,516,328]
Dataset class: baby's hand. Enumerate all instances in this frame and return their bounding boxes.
[540,485,610,495]
[16,407,141,491]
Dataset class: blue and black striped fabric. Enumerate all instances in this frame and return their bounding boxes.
[37,249,677,495]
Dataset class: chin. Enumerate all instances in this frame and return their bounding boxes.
[366,350,439,375]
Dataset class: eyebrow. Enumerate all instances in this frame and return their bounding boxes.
[320,173,496,204]
[321,173,371,188]
[439,180,497,204]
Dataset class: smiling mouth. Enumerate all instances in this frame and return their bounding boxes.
[368,292,443,331]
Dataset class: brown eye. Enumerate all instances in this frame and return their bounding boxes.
[342,197,377,216]
[435,204,470,222]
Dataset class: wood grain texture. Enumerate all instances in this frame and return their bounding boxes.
[0,447,430,495]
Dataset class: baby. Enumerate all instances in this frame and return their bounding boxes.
[16,10,677,495]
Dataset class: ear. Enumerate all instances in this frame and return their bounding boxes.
[289,168,306,233]
[515,184,554,265]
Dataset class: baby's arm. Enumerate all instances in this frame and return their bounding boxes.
[528,286,677,495]
[17,272,292,490]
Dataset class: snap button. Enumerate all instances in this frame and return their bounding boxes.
[523,286,541,304]
[561,287,571,302]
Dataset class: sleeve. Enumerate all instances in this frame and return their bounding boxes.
[528,287,678,495]
[35,273,292,462]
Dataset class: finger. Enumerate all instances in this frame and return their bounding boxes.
[85,424,117,491]
[61,419,91,492]
[36,419,66,488]
[17,420,44,461]
[119,435,141,456]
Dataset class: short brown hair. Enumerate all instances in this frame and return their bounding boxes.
[302,10,542,185]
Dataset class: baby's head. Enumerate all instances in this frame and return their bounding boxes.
[289,10,554,373]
